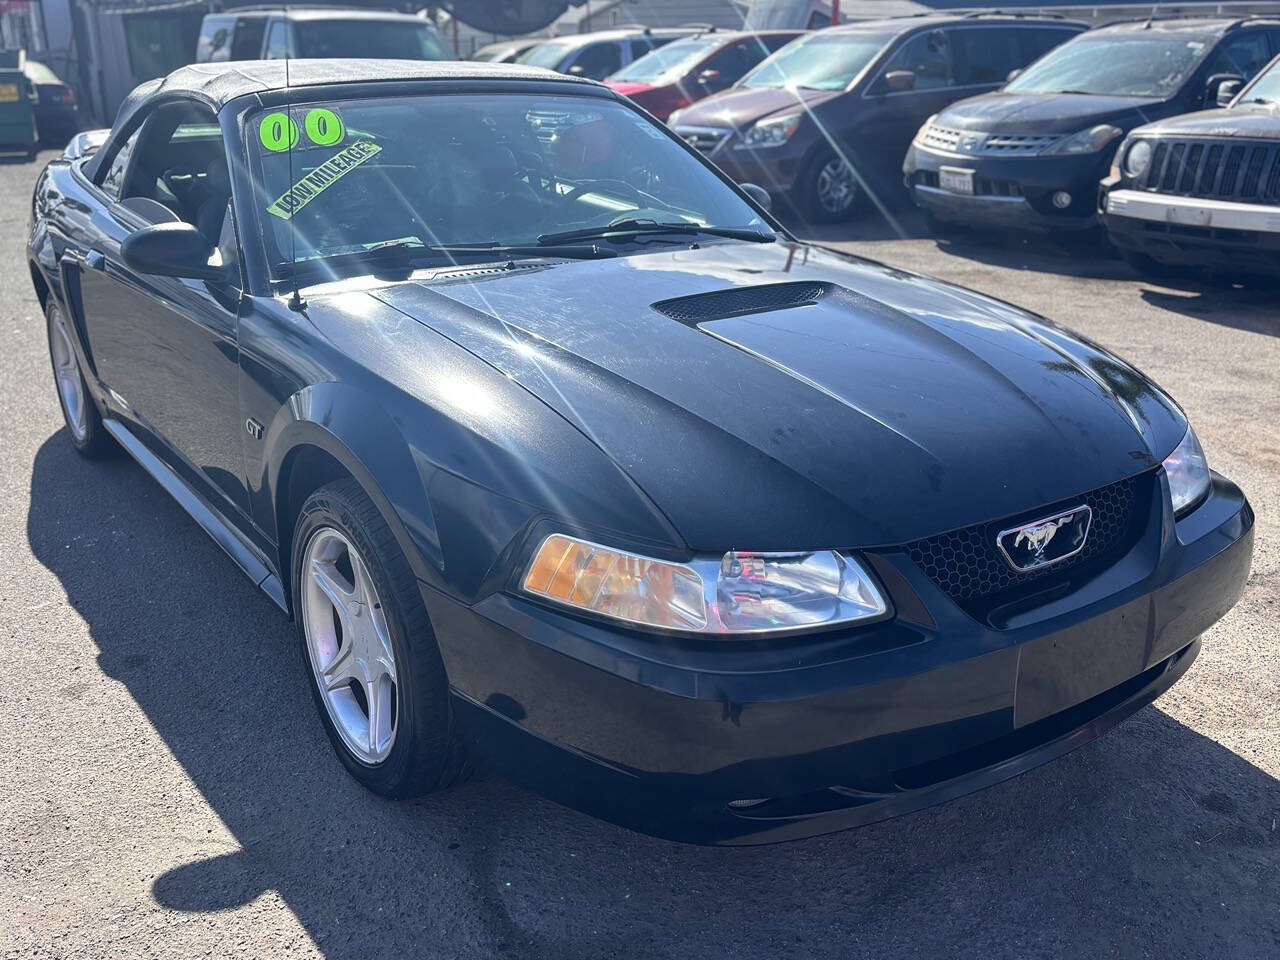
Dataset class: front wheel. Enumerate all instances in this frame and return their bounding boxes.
[292,478,468,798]
[796,149,862,223]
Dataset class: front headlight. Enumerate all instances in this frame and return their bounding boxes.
[737,111,802,149]
[522,534,888,635]
[1043,124,1123,155]
[1163,426,1210,517]
[1123,139,1152,178]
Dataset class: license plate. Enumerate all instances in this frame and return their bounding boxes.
[1167,205,1211,227]
[0,84,18,103]
[939,166,975,195]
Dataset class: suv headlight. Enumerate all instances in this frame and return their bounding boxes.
[522,534,889,634]
[1123,139,1152,178]
[1043,124,1123,155]
[1163,426,1210,517]
[737,111,802,149]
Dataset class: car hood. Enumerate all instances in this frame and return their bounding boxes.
[606,81,656,97]
[367,243,1185,551]
[674,86,838,129]
[1132,103,1280,140]
[938,92,1166,136]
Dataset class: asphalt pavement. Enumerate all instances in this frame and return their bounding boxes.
[1,151,1276,959]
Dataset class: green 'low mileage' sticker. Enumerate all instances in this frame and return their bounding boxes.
[266,140,382,220]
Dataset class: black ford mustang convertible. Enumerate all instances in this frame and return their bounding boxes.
[29,61,1253,844]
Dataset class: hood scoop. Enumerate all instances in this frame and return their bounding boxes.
[652,281,838,325]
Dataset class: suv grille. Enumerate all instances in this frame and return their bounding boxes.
[676,127,730,154]
[1143,139,1280,205]
[919,125,1059,156]
[903,473,1146,616]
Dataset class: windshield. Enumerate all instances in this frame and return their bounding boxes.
[1005,34,1210,98]
[742,31,889,91]
[611,37,721,83]
[249,94,767,278]
[519,41,575,69]
[1242,61,1280,103]
[296,20,446,60]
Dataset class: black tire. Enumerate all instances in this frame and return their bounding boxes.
[45,299,118,459]
[795,147,863,224]
[1120,249,1184,281]
[292,478,468,798]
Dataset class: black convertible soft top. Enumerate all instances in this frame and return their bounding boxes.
[111,59,593,133]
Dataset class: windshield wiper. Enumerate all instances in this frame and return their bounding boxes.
[537,219,776,247]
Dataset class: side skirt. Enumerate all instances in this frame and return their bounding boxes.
[102,418,289,614]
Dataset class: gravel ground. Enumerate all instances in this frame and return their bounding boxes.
[0,151,1276,960]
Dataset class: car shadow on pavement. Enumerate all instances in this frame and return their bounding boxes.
[1139,285,1280,338]
[27,431,1280,959]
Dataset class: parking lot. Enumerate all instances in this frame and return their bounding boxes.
[1,148,1276,959]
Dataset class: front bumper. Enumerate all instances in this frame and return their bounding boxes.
[905,143,1108,231]
[1101,185,1280,273]
[425,474,1253,845]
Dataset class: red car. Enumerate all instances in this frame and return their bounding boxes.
[606,30,804,122]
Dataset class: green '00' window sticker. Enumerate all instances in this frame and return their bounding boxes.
[259,112,298,152]
[305,108,344,146]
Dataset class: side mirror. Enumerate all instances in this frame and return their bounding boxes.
[739,182,771,212]
[1215,78,1244,107]
[1006,68,1023,83]
[884,69,916,93]
[696,68,721,86]
[1205,73,1243,105]
[121,222,225,282]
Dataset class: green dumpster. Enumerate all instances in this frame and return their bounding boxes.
[0,50,38,157]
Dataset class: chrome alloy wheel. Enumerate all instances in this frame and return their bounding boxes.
[49,305,88,442]
[816,156,857,215]
[301,527,398,764]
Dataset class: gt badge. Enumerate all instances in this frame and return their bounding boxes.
[997,505,1091,572]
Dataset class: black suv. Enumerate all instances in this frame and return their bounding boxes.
[904,17,1280,233]
[1101,51,1280,277]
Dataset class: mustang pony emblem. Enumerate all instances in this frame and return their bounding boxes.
[1014,515,1071,559]
[997,506,1092,573]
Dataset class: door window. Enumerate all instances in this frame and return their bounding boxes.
[264,21,291,59]
[702,40,769,87]
[878,29,955,91]
[230,17,267,59]
[99,126,142,200]
[571,42,622,79]
[952,27,1023,85]
[1204,32,1273,82]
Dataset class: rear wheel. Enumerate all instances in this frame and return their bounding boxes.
[45,300,117,459]
[292,478,468,797]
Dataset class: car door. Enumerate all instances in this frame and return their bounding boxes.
[71,99,250,519]
[1195,29,1276,108]
[857,27,967,187]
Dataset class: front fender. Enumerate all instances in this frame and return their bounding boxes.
[262,381,443,595]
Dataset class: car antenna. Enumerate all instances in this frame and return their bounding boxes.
[1143,5,1158,29]
[284,2,306,312]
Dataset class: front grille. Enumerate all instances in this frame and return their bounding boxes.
[903,473,1145,615]
[919,125,1059,156]
[1142,138,1280,205]
[676,127,729,154]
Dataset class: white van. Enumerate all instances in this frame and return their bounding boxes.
[196,6,449,62]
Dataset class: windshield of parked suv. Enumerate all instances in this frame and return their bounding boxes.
[249,93,768,278]
[1005,33,1210,97]
[611,36,721,83]
[296,20,446,60]
[742,30,889,91]
[519,41,576,69]
[1242,61,1280,103]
